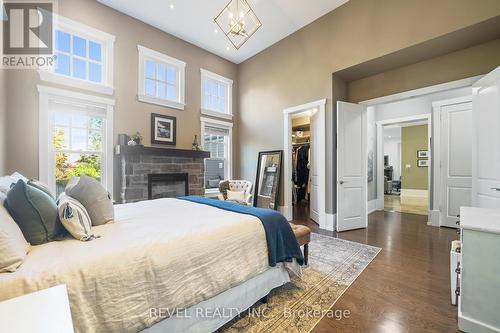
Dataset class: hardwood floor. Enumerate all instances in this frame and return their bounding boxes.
[292,204,459,333]
[384,194,429,216]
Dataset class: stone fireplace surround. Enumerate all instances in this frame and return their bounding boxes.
[115,145,210,203]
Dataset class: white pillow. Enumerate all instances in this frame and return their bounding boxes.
[0,205,30,273]
[57,194,99,241]
[0,172,28,194]
[226,190,246,203]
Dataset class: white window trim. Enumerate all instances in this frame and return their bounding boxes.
[200,117,233,193]
[200,68,233,119]
[37,85,115,197]
[137,45,186,110]
[38,15,115,95]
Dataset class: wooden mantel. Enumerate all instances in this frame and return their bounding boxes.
[115,145,210,159]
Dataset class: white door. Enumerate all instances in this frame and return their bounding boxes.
[472,67,500,208]
[309,110,319,222]
[440,101,472,227]
[337,101,367,232]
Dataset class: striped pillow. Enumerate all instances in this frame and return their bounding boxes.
[57,194,99,241]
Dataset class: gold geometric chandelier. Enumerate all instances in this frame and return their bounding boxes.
[214,0,262,50]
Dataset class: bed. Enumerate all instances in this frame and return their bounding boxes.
[0,198,300,333]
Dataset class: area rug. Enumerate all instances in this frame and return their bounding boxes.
[219,233,381,333]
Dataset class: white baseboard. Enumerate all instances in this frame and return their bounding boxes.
[401,189,429,198]
[367,199,378,214]
[428,209,440,227]
[325,213,336,231]
[376,198,384,211]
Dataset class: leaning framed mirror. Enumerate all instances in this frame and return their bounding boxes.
[254,150,283,210]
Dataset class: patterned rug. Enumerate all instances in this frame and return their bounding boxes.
[219,233,381,333]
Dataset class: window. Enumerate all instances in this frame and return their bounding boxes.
[200,69,233,119]
[39,16,115,95]
[52,108,104,195]
[138,45,186,110]
[201,117,233,192]
[38,86,114,197]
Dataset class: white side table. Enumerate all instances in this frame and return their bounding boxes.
[0,285,74,333]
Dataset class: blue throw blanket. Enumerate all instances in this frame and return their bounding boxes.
[177,196,304,266]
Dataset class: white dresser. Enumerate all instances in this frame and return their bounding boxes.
[458,207,500,333]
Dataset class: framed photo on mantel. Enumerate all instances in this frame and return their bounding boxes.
[151,113,176,146]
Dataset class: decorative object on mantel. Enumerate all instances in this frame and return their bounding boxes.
[130,132,143,146]
[214,0,262,50]
[151,113,176,146]
[192,135,200,151]
[127,139,137,146]
[254,150,282,210]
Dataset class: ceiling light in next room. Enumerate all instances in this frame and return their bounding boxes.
[169,3,174,10]
[215,0,262,50]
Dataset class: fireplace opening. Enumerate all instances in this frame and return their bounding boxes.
[148,173,189,200]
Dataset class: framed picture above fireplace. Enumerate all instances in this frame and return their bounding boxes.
[151,113,176,146]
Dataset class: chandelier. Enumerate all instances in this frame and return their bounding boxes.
[214,0,262,50]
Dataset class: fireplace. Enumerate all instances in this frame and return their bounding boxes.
[115,145,210,203]
[148,173,189,200]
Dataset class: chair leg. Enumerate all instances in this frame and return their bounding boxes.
[304,243,309,265]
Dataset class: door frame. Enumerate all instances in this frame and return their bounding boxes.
[283,99,327,229]
[432,96,472,227]
[375,114,432,218]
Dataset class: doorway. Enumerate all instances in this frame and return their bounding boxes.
[283,99,326,229]
[381,119,430,216]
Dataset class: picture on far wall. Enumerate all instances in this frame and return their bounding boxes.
[417,150,429,158]
[151,113,176,146]
[418,159,429,167]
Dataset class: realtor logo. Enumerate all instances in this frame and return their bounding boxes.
[2,2,53,54]
[1,1,55,69]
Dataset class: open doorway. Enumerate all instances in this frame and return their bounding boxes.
[362,79,476,226]
[283,99,326,229]
[382,120,430,215]
[291,112,312,222]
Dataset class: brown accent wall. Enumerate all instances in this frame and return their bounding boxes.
[237,0,500,213]
[4,0,238,179]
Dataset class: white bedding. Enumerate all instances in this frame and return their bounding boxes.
[0,198,272,333]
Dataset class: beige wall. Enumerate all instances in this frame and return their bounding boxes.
[4,0,238,179]
[0,69,5,175]
[348,38,500,103]
[236,0,500,213]
[401,125,428,190]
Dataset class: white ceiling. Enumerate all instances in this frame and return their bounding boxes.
[97,0,348,64]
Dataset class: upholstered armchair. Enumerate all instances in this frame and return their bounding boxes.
[218,180,253,206]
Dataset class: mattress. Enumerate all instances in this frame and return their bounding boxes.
[0,198,270,333]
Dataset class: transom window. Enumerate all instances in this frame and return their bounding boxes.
[201,69,233,120]
[144,60,178,101]
[55,30,103,83]
[39,15,115,95]
[138,45,186,110]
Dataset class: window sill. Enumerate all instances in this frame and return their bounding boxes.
[38,70,114,95]
[137,94,185,110]
[204,189,220,197]
[201,108,233,120]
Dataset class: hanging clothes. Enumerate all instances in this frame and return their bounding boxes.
[295,144,310,202]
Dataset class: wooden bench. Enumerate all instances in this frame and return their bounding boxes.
[290,223,311,265]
